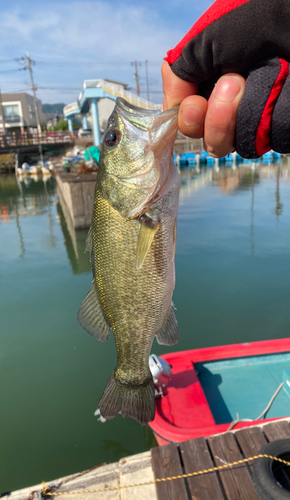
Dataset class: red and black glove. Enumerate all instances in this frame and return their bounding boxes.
[165,0,290,158]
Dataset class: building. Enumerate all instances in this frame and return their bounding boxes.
[0,92,47,133]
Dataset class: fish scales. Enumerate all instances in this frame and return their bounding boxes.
[78,97,180,424]
[93,191,174,384]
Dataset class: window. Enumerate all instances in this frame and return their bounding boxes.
[4,104,21,122]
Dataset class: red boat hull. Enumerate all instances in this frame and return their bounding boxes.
[149,338,290,446]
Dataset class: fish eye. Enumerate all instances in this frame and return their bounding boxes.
[104,129,121,147]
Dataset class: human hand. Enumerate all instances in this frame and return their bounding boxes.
[163,0,290,158]
[162,61,246,158]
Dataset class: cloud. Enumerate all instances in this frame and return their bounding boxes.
[0,2,183,60]
[0,1,194,104]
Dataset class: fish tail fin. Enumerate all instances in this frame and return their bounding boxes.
[99,373,155,425]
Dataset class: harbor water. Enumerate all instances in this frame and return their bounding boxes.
[1,161,290,492]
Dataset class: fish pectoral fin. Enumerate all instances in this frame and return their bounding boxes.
[77,284,111,342]
[136,221,159,270]
[156,303,179,346]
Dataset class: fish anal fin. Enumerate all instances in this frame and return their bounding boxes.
[77,285,111,342]
[156,303,179,346]
[172,217,177,262]
[136,221,159,270]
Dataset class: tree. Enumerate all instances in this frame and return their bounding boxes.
[55,119,69,131]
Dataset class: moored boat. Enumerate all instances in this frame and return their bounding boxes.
[149,338,290,445]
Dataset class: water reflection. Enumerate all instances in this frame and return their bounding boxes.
[57,201,90,274]
[250,169,255,255]
[0,174,56,219]
[100,439,132,460]
[99,426,157,461]
[275,164,283,217]
[179,161,290,200]
[0,175,90,273]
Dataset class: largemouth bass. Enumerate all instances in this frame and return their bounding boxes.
[78,97,180,424]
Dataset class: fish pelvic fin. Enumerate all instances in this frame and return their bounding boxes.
[99,374,155,425]
[77,284,111,342]
[84,225,92,253]
[136,220,159,270]
[156,303,179,346]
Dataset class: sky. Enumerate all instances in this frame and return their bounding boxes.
[0,0,213,106]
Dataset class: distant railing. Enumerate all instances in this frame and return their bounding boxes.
[0,131,74,148]
[63,102,80,115]
[82,79,162,110]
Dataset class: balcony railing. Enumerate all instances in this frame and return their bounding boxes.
[63,102,80,115]
[0,131,74,148]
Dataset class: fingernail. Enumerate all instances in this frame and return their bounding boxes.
[181,105,203,126]
[214,76,241,102]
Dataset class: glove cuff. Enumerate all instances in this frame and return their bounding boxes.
[236,57,289,158]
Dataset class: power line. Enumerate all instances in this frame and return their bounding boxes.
[0,58,18,64]
[0,69,22,74]
[34,60,162,67]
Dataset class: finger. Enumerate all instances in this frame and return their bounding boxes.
[162,61,197,109]
[178,95,208,138]
[204,73,246,157]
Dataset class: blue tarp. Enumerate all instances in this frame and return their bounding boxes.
[84,146,100,163]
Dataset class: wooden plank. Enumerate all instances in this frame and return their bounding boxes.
[208,432,259,500]
[151,443,188,500]
[263,420,290,441]
[235,427,268,471]
[180,437,224,500]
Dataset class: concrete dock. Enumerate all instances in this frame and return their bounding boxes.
[55,171,97,229]
[3,418,290,500]
[2,451,156,500]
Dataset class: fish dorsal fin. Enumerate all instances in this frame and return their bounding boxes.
[77,284,111,342]
[136,219,159,270]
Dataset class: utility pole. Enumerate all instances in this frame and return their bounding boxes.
[145,60,150,102]
[0,87,6,137]
[131,60,141,96]
[22,52,43,164]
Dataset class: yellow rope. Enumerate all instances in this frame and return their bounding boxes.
[38,454,290,496]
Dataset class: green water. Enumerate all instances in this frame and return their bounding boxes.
[1,162,290,492]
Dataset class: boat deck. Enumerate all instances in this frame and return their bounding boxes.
[196,352,290,423]
[151,418,290,500]
[150,340,290,442]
